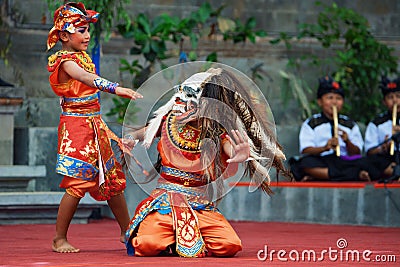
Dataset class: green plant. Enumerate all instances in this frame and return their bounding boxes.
[111,2,267,122]
[0,3,11,65]
[222,17,267,44]
[279,70,313,119]
[117,3,218,68]
[271,1,398,123]
[108,97,139,124]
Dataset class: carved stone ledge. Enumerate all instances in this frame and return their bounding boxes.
[0,192,107,225]
[0,165,46,192]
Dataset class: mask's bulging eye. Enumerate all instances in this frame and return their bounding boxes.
[182,85,201,99]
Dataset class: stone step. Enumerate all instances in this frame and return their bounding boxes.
[218,182,400,227]
[0,165,46,192]
[0,192,108,225]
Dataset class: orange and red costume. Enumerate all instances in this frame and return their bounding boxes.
[125,67,291,258]
[48,50,126,201]
[125,112,242,257]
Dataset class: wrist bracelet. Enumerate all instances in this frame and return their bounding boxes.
[93,77,118,94]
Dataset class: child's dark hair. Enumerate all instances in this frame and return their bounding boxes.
[379,76,400,96]
[65,2,87,15]
[317,76,345,99]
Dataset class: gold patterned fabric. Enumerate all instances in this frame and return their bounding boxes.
[125,112,238,257]
[48,51,97,98]
[48,50,96,74]
[55,93,126,201]
[48,50,125,201]
[170,192,205,257]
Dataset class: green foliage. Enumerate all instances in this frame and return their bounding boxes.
[113,1,266,122]
[0,38,11,66]
[112,2,220,122]
[117,2,217,67]
[279,70,313,119]
[222,17,267,44]
[271,1,398,123]
[206,52,218,62]
[105,58,142,123]
[118,1,268,78]
[107,97,139,124]
[0,7,11,65]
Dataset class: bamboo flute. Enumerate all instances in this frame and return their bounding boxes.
[332,105,340,157]
[390,103,397,156]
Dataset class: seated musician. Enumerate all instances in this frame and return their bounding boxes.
[289,75,373,181]
[364,76,400,181]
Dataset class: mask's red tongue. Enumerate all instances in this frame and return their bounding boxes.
[174,100,198,123]
[175,108,198,123]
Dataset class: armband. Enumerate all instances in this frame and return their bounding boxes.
[93,77,118,94]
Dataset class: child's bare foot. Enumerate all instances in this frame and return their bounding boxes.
[52,237,80,253]
[359,170,371,182]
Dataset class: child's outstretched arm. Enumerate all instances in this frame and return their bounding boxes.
[60,60,142,100]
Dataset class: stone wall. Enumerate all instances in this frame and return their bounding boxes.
[3,0,400,99]
[219,184,400,227]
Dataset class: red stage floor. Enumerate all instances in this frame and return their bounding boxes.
[0,218,399,267]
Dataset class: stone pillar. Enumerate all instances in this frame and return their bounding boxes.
[0,84,46,192]
[0,85,24,165]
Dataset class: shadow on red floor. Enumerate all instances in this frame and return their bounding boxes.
[0,218,399,267]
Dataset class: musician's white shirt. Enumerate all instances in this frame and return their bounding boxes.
[364,111,395,153]
[299,112,364,156]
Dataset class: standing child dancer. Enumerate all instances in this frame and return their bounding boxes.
[46,2,142,253]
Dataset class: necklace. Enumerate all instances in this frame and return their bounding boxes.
[165,113,201,153]
[48,51,96,73]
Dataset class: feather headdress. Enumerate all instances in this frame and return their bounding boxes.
[197,68,292,195]
[140,67,292,196]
